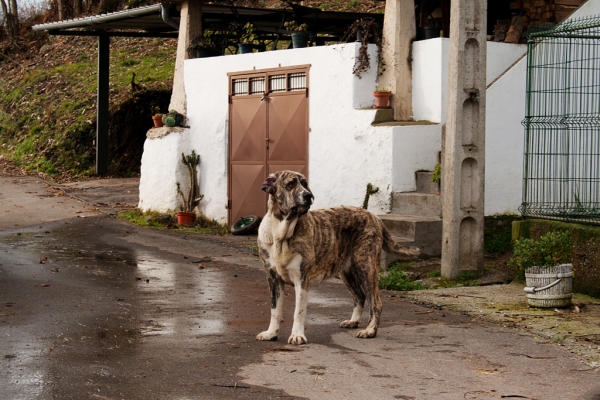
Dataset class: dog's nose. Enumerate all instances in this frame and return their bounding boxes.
[303,192,313,203]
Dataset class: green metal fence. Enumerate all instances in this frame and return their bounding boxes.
[521,15,600,225]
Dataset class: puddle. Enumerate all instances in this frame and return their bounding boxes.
[134,250,227,337]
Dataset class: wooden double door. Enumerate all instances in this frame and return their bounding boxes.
[228,66,309,224]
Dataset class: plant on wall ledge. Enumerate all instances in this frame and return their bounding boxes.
[162,109,186,127]
[284,21,308,33]
[284,21,309,48]
[342,18,383,78]
[238,23,258,54]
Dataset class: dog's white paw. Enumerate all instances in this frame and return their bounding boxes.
[256,331,278,341]
[356,329,377,339]
[340,320,359,329]
[287,334,308,345]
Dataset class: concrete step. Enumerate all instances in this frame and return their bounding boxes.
[415,171,440,194]
[391,192,442,218]
[378,214,442,257]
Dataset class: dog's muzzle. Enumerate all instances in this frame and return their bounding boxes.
[295,192,313,214]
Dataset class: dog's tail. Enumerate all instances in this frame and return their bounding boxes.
[380,221,420,258]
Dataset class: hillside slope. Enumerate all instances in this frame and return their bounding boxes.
[0,32,176,181]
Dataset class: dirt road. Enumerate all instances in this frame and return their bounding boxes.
[1,173,599,399]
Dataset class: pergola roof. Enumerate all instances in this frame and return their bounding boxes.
[32,2,383,40]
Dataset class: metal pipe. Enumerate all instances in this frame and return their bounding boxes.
[161,2,180,30]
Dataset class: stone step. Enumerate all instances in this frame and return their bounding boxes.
[378,214,442,257]
[391,192,442,218]
[415,171,440,194]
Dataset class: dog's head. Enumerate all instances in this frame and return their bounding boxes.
[261,171,314,220]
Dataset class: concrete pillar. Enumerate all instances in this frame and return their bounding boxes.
[378,0,415,121]
[168,0,203,115]
[441,0,487,279]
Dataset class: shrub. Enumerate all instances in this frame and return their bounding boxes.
[508,230,573,280]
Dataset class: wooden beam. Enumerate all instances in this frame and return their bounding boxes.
[96,34,109,176]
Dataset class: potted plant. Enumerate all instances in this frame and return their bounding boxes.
[238,23,258,54]
[176,150,204,226]
[342,18,383,77]
[152,113,163,128]
[151,106,163,128]
[373,89,391,109]
[284,21,309,48]
[162,109,186,127]
[508,230,574,308]
[188,31,220,58]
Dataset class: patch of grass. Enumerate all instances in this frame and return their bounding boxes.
[428,270,441,278]
[553,334,569,344]
[426,270,480,289]
[118,209,230,235]
[118,209,171,227]
[379,262,423,291]
[345,0,359,9]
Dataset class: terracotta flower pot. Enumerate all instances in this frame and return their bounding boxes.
[176,211,196,226]
[152,115,163,128]
[373,91,392,109]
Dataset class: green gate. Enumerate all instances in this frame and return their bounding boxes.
[521,15,600,225]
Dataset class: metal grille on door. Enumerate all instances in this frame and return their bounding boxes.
[228,66,309,224]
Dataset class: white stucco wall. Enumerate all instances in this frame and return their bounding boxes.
[392,123,442,193]
[140,43,394,222]
[400,38,527,207]
[412,38,527,123]
[138,128,191,212]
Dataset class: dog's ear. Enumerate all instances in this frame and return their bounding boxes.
[261,174,277,194]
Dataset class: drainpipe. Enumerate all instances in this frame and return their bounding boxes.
[161,2,180,30]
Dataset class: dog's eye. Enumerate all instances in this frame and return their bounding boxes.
[300,179,307,187]
[286,180,296,190]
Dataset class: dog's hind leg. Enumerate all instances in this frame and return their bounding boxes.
[339,268,366,329]
[256,269,285,341]
[348,242,383,339]
[356,255,383,339]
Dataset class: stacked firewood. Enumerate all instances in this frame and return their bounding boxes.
[494,0,586,43]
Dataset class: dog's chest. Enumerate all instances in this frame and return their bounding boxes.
[258,217,301,284]
[262,244,301,284]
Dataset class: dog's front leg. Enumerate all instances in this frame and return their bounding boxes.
[256,269,284,341]
[288,280,309,345]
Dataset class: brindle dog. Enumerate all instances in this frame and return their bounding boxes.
[256,170,419,345]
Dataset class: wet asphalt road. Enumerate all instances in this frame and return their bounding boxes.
[2,178,600,399]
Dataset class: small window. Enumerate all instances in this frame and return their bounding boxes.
[269,74,286,93]
[232,78,248,96]
[249,77,265,94]
[288,72,306,91]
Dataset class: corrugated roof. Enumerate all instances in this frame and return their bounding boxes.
[32,3,177,33]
